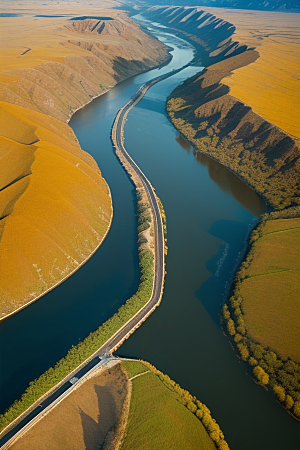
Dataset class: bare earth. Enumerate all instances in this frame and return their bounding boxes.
[9,362,129,450]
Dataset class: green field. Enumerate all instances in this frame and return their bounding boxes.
[222,213,300,418]
[242,219,300,362]
[121,361,219,450]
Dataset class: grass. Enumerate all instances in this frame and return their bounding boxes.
[241,219,300,362]
[0,248,154,432]
[206,8,300,138]
[246,227,300,277]
[0,101,112,316]
[121,362,218,450]
[121,360,149,379]
[5,360,230,450]
[0,0,169,317]
[242,270,300,362]
[221,211,300,418]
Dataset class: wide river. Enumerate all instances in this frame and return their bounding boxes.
[1,20,299,449]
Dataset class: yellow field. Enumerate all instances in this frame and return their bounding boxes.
[205,7,300,138]
[0,1,168,317]
[241,218,300,362]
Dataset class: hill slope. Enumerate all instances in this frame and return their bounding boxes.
[0,1,169,318]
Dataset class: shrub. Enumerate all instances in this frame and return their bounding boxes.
[227,319,236,336]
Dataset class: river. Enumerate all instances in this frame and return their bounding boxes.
[0,19,299,450]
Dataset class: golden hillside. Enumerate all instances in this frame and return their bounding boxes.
[204,7,300,139]
[0,0,169,318]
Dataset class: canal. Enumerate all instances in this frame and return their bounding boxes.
[0,18,299,450]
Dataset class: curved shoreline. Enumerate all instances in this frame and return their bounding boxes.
[0,53,172,324]
[167,112,271,211]
[0,65,184,446]
[0,189,113,324]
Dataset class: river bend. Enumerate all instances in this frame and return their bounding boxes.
[0,19,299,450]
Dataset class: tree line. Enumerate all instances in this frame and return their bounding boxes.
[221,207,300,420]
[142,360,231,450]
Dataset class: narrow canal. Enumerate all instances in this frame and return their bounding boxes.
[0,19,299,450]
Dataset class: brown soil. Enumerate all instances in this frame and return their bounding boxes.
[9,363,129,450]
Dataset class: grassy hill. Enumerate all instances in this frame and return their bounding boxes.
[221,208,300,419]
[139,0,300,12]
[0,0,169,318]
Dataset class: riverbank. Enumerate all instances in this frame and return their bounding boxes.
[0,66,170,438]
[143,5,300,418]
[221,207,300,420]
[5,359,231,450]
[143,6,300,210]
[0,1,170,318]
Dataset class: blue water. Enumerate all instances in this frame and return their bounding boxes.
[0,20,299,450]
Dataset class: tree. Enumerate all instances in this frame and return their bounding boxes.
[249,357,258,366]
[293,401,300,419]
[187,401,197,413]
[237,342,249,361]
[196,409,203,419]
[285,395,294,410]
[227,319,236,336]
[253,365,269,385]
[273,385,286,402]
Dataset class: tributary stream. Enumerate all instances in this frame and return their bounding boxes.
[0,20,299,450]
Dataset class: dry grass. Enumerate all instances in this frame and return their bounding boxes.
[0,0,169,317]
[204,7,300,138]
[0,101,112,316]
[9,362,128,450]
[241,218,300,362]
[0,1,168,122]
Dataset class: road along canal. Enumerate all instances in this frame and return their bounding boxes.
[0,26,195,418]
[0,19,299,450]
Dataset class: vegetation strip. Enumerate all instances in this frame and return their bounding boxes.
[0,69,177,439]
[221,207,300,420]
[0,358,121,450]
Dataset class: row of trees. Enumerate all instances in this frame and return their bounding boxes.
[221,208,300,420]
[156,195,168,255]
[0,188,157,432]
[142,361,230,450]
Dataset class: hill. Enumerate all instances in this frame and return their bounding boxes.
[0,0,169,318]
[138,0,300,12]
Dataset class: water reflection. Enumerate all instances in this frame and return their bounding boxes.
[196,218,256,325]
[195,150,266,216]
[176,134,191,153]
